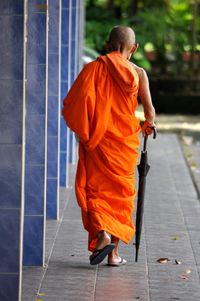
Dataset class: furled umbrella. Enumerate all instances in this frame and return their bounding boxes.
[135,127,157,262]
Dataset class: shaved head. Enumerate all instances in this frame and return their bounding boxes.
[107,26,136,52]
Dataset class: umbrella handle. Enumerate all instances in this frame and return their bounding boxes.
[143,127,157,152]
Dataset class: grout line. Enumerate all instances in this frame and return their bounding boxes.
[178,135,200,200]
[19,1,28,300]
[0,272,19,275]
[35,188,72,299]
[0,208,20,210]
[24,215,44,217]
[93,265,99,301]
[42,0,49,267]
[144,217,151,301]
[0,79,23,82]
[0,14,24,17]
[172,136,200,279]
[26,63,46,66]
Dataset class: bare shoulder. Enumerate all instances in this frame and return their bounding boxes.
[130,62,147,79]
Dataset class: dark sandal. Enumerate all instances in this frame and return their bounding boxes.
[90,243,115,265]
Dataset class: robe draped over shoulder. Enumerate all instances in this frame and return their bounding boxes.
[62,51,140,251]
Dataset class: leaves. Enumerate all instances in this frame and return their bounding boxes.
[37,293,45,296]
[185,269,192,274]
[157,257,170,264]
[179,269,192,280]
[172,235,180,241]
[191,162,197,170]
[182,135,193,145]
[175,259,182,265]
[179,274,188,280]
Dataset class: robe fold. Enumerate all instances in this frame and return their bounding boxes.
[62,51,140,251]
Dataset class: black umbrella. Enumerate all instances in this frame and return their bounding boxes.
[135,127,157,262]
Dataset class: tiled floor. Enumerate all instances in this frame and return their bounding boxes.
[22,134,200,301]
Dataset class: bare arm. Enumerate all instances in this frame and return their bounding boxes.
[134,65,155,124]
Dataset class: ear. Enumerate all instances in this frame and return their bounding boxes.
[131,43,139,54]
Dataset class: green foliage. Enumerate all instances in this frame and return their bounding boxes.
[85,0,200,75]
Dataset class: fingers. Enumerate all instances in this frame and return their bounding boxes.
[141,120,156,137]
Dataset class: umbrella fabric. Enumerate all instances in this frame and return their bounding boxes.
[135,129,156,262]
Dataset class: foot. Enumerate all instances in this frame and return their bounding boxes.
[107,256,127,266]
[95,231,111,250]
[89,231,114,265]
[90,243,115,265]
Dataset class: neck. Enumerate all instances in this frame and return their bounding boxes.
[120,49,131,60]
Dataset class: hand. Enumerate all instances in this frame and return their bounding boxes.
[141,120,156,137]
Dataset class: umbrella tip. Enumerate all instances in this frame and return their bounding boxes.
[135,253,138,262]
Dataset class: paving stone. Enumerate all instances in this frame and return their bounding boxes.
[22,134,200,301]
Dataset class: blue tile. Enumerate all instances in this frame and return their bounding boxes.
[72,0,77,8]
[61,81,68,100]
[48,2,59,54]
[0,275,19,301]
[62,0,70,9]
[26,114,45,165]
[47,136,58,178]
[71,7,76,37]
[48,53,59,96]
[0,16,23,80]
[25,165,44,215]
[70,71,76,85]
[0,114,22,144]
[61,45,69,81]
[60,152,66,187]
[27,13,46,65]
[23,216,44,266]
[26,64,46,114]
[69,130,73,163]
[28,0,47,13]
[76,43,80,74]
[62,8,69,45]
[46,178,57,219]
[0,209,20,273]
[0,145,21,209]
[71,39,76,68]
[48,95,59,137]
[0,80,22,114]
[0,0,23,14]
[60,118,67,152]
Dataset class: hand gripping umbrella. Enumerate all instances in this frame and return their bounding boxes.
[135,127,157,262]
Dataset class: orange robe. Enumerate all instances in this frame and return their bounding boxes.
[62,51,140,251]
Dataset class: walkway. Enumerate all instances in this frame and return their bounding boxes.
[22,133,200,301]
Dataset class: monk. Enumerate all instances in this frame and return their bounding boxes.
[62,26,155,266]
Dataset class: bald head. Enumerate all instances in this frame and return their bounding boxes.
[107,26,136,53]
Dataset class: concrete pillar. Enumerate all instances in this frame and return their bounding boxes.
[23,1,48,266]
[0,0,25,299]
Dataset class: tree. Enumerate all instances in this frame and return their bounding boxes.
[85,0,200,76]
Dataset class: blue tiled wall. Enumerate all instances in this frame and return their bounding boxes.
[0,1,24,300]
[0,0,84,299]
[23,1,47,266]
[46,1,60,219]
